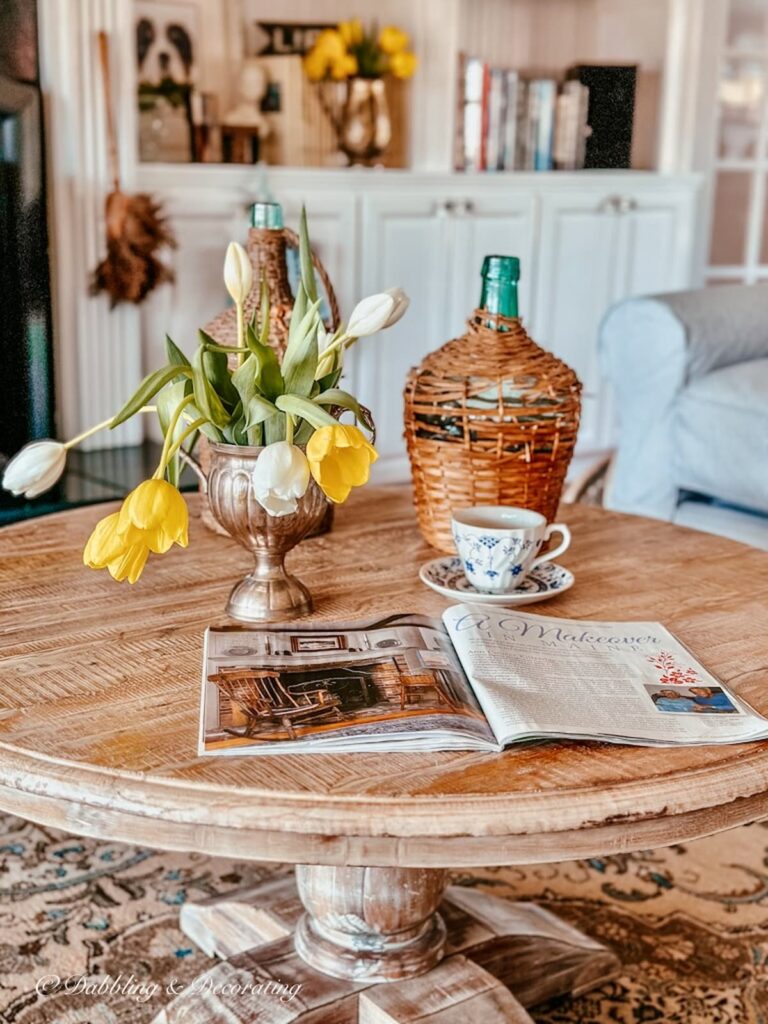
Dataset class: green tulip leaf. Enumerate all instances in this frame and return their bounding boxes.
[243,325,284,398]
[288,280,308,345]
[165,334,191,369]
[198,330,239,409]
[299,205,318,304]
[264,411,286,444]
[192,346,231,429]
[314,388,376,435]
[281,298,322,397]
[110,363,193,428]
[276,393,338,430]
[244,394,280,429]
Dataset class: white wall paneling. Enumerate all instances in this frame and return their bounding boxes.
[39,0,143,447]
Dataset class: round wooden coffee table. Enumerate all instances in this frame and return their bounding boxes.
[2,487,767,1023]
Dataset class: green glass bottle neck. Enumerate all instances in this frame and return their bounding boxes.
[479,276,519,319]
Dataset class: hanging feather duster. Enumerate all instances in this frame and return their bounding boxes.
[90,31,176,308]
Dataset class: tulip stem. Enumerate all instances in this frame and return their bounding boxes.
[155,395,195,479]
[64,406,157,449]
[285,414,295,446]
[236,301,245,368]
[163,419,208,465]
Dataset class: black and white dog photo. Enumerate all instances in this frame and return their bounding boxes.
[136,1,197,85]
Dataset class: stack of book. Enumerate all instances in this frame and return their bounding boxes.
[455,56,590,172]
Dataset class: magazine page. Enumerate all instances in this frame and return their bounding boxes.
[199,613,498,756]
[443,604,768,747]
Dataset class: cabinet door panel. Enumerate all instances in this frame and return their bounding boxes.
[536,194,619,454]
[618,195,694,296]
[356,194,451,481]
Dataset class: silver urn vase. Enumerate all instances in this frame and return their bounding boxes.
[205,442,328,623]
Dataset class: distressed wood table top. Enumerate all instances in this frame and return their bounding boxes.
[1,486,767,867]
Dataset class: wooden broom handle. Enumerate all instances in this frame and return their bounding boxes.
[97,30,120,191]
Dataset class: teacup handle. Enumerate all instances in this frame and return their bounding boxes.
[531,523,571,570]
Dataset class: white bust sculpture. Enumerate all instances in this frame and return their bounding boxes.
[224,59,271,134]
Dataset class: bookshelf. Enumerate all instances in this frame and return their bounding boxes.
[132,0,675,175]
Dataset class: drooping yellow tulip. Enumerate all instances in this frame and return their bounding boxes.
[306,424,378,504]
[389,51,418,79]
[117,478,189,553]
[83,512,150,584]
[379,25,409,55]
[83,479,188,584]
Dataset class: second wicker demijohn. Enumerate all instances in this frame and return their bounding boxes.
[404,256,582,552]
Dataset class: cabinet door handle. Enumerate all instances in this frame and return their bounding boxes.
[435,199,456,217]
[597,194,622,214]
[617,196,638,213]
[462,199,475,215]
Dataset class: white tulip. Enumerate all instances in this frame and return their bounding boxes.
[223,241,253,306]
[2,440,67,499]
[251,441,310,517]
[346,292,396,338]
[383,287,410,328]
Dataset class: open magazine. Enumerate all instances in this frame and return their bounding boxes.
[199,605,768,755]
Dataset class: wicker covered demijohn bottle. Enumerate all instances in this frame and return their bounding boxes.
[404,256,582,552]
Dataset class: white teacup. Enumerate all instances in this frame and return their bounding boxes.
[451,506,571,594]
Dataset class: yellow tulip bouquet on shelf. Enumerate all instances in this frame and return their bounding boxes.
[2,210,409,622]
[304,21,418,82]
[303,21,418,165]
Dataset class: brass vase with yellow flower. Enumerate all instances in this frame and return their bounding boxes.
[2,208,407,622]
[304,20,418,167]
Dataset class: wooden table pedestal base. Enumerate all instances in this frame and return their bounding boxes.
[161,867,620,1023]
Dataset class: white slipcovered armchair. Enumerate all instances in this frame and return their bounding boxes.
[599,284,768,550]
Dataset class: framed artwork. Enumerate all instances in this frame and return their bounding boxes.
[135,0,199,85]
[290,634,348,653]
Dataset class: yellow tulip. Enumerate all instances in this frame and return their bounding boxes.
[117,478,189,553]
[389,51,418,79]
[83,479,188,585]
[304,48,329,82]
[313,28,346,60]
[339,19,363,47]
[83,512,149,585]
[330,54,358,80]
[306,424,378,504]
[379,25,409,55]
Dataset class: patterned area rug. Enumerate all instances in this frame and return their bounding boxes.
[1,812,766,1023]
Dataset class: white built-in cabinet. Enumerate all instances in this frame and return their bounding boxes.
[137,166,699,480]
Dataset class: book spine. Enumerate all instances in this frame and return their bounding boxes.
[486,68,504,172]
[479,62,491,171]
[454,52,467,171]
[533,80,555,171]
[502,70,518,171]
[462,58,485,173]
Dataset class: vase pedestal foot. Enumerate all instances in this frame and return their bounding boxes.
[226,568,312,623]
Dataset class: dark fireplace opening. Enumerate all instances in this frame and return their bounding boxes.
[0,0,54,458]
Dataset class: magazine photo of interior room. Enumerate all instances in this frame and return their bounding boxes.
[203,615,483,747]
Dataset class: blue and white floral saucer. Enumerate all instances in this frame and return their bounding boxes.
[419,556,574,606]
